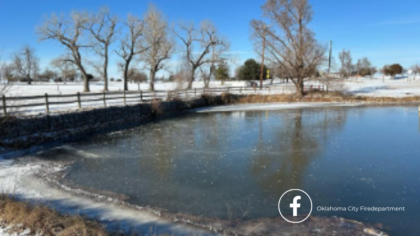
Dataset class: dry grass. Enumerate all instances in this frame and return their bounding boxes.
[151,100,163,116]
[0,195,107,236]
[201,92,420,105]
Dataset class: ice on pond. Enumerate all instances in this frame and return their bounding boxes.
[9,105,420,235]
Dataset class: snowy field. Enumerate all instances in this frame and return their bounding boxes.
[1,76,420,116]
[3,76,420,98]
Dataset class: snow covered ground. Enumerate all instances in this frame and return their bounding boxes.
[3,76,420,98]
[2,76,419,116]
[342,76,420,97]
[4,80,248,96]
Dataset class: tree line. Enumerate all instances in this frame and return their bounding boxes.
[1,0,417,97]
[0,5,231,92]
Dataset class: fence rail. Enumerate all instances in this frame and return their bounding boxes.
[0,85,325,116]
[0,86,265,116]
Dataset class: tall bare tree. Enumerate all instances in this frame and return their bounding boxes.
[173,21,229,89]
[37,12,92,92]
[251,0,326,98]
[86,7,117,91]
[338,49,353,78]
[143,5,174,91]
[12,45,39,85]
[116,14,147,91]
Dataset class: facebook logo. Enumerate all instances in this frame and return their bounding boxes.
[278,189,312,223]
[290,196,301,216]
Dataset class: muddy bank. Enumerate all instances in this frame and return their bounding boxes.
[0,98,208,151]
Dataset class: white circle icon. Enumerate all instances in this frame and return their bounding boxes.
[278,189,313,223]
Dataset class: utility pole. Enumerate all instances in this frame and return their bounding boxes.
[259,24,267,90]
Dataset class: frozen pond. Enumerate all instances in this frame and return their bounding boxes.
[34,106,420,235]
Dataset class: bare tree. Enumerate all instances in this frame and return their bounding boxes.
[126,68,147,91]
[51,55,77,83]
[0,53,13,95]
[143,5,174,91]
[338,49,353,78]
[37,12,92,92]
[410,64,420,81]
[251,0,326,98]
[86,7,117,91]
[1,63,14,83]
[202,41,229,88]
[173,21,229,89]
[12,45,39,85]
[38,68,58,82]
[116,14,147,91]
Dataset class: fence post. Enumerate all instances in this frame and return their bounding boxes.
[194,88,197,97]
[2,95,6,116]
[45,93,50,115]
[185,89,188,98]
[77,92,82,109]
[123,91,126,106]
[140,90,143,102]
[103,92,106,107]
[240,87,242,94]
[227,87,230,93]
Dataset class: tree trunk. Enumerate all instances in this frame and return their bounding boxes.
[74,51,90,92]
[83,73,90,92]
[187,67,196,89]
[103,47,109,92]
[103,65,108,91]
[149,69,155,92]
[294,78,304,98]
[123,62,129,91]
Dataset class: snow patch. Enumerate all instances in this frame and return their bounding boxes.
[0,159,207,235]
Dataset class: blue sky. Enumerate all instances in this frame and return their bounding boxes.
[1,0,420,78]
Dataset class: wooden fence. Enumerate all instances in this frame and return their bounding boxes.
[1,86,284,116]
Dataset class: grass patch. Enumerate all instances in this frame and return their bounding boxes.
[200,92,420,105]
[0,195,107,236]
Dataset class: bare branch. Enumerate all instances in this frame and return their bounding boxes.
[85,7,118,91]
[251,0,326,97]
[174,20,229,89]
[142,4,174,91]
[37,11,92,92]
